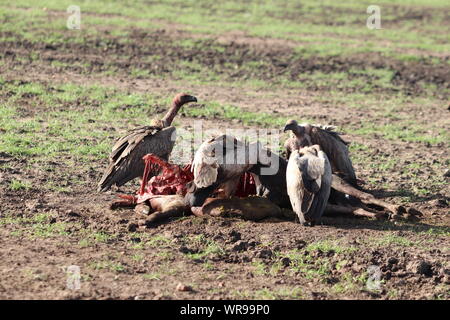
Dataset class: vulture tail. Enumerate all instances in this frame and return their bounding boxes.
[97,164,118,192]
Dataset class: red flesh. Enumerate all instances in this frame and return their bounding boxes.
[115,153,256,206]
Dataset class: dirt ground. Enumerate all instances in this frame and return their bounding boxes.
[0,12,449,300]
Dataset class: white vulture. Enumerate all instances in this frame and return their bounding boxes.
[286,144,332,225]
[283,119,357,186]
[186,135,258,206]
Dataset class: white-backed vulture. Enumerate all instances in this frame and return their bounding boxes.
[186,135,258,207]
[98,93,197,192]
[283,119,357,186]
[286,145,332,225]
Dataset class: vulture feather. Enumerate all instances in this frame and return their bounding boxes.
[186,135,259,207]
[286,145,332,225]
[284,119,357,186]
[98,93,197,192]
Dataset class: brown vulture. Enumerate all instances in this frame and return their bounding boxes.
[98,93,197,192]
[286,145,332,225]
[283,119,357,186]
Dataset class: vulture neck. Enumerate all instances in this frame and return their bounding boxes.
[292,128,312,147]
[161,99,184,128]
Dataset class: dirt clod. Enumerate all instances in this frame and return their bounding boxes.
[176,283,193,292]
[407,261,433,277]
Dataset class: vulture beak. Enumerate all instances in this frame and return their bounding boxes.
[283,124,293,132]
[187,95,198,103]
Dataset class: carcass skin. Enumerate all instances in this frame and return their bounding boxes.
[145,194,189,224]
[248,147,291,208]
[110,144,419,224]
[191,196,284,221]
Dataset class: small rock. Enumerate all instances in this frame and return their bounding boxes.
[295,239,307,249]
[178,246,195,254]
[444,169,450,178]
[248,240,259,247]
[384,271,392,280]
[127,223,138,232]
[228,230,241,243]
[430,199,448,208]
[65,210,81,217]
[176,283,192,292]
[255,249,273,259]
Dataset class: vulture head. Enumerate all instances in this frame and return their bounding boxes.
[162,93,198,127]
[283,119,312,135]
[283,119,312,149]
[173,93,198,105]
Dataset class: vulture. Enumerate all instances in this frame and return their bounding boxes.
[286,144,332,225]
[186,134,292,208]
[98,93,197,192]
[283,119,357,186]
[186,135,258,207]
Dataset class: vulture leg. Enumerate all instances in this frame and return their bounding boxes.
[331,174,406,216]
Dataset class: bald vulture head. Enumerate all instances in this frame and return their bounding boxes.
[284,119,312,148]
[161,93,197,128]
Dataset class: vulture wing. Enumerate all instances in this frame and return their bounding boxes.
[188,135,255,206]
[98,126,176,191]
[309,126,356,186]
